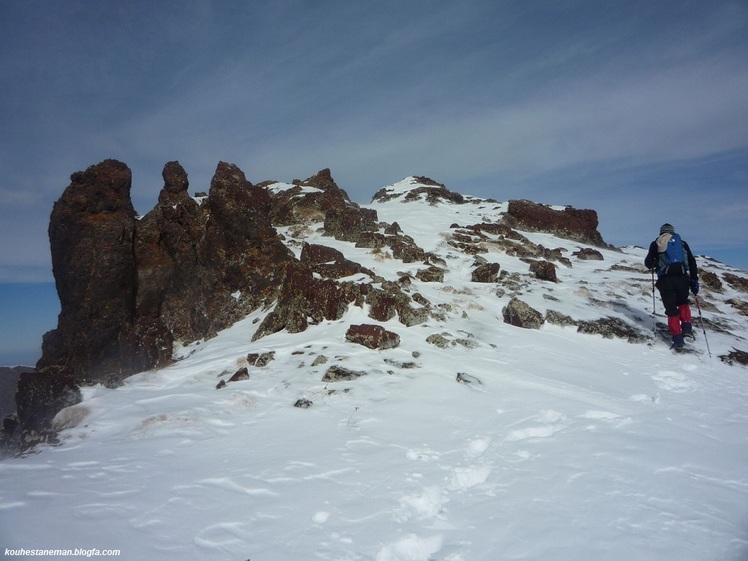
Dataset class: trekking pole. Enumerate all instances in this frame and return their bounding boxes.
[650,270,657,335]
[694,295,712,358]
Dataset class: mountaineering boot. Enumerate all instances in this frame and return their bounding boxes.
[672,334,685,351]
[682,322,695,341]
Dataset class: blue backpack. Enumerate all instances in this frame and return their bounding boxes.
[657,232,688,277]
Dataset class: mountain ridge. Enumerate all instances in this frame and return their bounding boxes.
[2,160,747,455]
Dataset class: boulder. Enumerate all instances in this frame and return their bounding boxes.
[345,324,400,350]
[322,365,367,382]
[573,248,604,261]
[416,266,445,283]
[502,297,544,329]
[472,262,500,283]
[529,260,558,282]
[247,351,275,367]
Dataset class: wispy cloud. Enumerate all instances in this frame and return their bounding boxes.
[0,0,747,276]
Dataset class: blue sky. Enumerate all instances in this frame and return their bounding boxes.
[1,0,747,365]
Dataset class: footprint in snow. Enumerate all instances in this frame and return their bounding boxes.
[393,485,446,523]
[446,465,492,491]
[406,447,441,462]
[465,437,491,459]
[651,370,696,392]
[505,410,567,442]
[375,533,443,561]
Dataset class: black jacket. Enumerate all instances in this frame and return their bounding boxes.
[644,237,698,280]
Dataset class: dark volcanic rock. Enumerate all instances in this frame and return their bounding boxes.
[26,159,296,442]
[371,176,464,205]
[300,243,375,279]
[529,260,558,282]
[416,266,445,283]
[229,367,250,383]
[573,248,604,261]
[15,370,81,440]
[502,297,544,329]
[270,169,352,227]
[252,262,366,341]
[296,168,342,192]
[365,282,429,327]
[0,366,33,419]
[576,317,646,343]
[505,199,608,247]
[135,161,294,348]
[723,273,748,293]
[345,324,401,350]
[322,365,367,382]
[700,270,723,292]
[472,262,500,283]
[324,206,379,243]
[38,159,149,383]
[271,168,378,244]
[247,351,275,367]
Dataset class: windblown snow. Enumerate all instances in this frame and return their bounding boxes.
[1,178,747,561]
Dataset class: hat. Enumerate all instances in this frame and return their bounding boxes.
[659,223,675,235]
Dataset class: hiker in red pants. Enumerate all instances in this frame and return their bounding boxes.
[644,223,700,349]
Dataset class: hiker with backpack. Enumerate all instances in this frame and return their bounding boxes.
[644,223,700,349]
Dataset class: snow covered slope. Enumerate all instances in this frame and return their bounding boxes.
[1,178,747,561]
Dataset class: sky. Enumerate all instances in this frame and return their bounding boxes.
[1,0,747,365]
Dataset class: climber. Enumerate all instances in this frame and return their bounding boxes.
[644,223,699,349]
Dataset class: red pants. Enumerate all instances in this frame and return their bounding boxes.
[667,304,692,336]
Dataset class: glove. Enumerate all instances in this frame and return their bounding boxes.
[690,278,699,295]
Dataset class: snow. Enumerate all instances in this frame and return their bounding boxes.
[2,178,748,560]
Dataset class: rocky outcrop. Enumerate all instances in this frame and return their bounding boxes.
[15,371,81,443]
[300,243,375,280]
[38,159,294,387]
[38,159,149,383]
[18,159,296,442]
[371,176,464,205]
[700,270,723,292]
[365,282,430,327]
[324,206,379,243]
[504,199,609,248]
[545,310,647,343]
[723,273,748,293]
[269,169,353,227]
[251,261,365,341]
